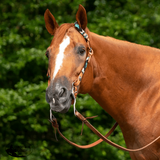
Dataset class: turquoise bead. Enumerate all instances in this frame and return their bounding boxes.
[75,23,79,29]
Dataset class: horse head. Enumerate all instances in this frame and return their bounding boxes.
[44,5,93,113]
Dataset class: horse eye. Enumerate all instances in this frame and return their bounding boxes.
[78,48,85,55]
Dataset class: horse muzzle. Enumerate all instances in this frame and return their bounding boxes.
[46,76,72,113]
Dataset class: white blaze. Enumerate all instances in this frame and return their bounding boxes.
[53,36,70,79]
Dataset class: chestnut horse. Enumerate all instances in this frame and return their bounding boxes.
[44,5,160,160]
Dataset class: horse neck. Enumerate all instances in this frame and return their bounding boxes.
[88,32,160,125]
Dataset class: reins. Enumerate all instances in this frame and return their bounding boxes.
[49,111,118,149]
[49,110,160,151]
[49,22,160,151]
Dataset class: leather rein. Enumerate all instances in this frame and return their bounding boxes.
[49,22,160,151]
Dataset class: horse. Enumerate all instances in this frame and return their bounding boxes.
[44,5,160,160]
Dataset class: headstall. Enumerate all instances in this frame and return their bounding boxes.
[71,22,93,115]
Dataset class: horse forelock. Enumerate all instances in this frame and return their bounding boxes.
[50,23,90,45]
[51,23,74,45]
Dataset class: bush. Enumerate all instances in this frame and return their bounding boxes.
[1,0,160,159]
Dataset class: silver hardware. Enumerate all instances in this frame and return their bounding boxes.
[82,68,85,74]
[72,82,77,116]
[53,98,55,104]
[50,109,53,121]
[79,76,82,81]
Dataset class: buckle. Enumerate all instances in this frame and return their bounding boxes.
[71,82,77,116]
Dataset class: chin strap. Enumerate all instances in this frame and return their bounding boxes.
[49,109,58,141]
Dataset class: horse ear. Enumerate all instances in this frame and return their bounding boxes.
[76,4,87,30]
[44,9,59,35]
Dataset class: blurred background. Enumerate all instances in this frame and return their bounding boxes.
[1,0,160,159]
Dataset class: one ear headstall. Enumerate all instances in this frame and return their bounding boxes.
[74,22,89,42]
[72,22,93,108]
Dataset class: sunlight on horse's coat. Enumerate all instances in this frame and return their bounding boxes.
[53,35,70,80]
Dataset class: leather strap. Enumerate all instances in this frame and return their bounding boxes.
[50,114,118,149]
[50,110,160,151]
[72,22,93,100]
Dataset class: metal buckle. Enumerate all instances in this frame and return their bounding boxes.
[72,81,77,116]
[50,109,54,121]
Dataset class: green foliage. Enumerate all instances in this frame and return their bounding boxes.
[1,0,160,159]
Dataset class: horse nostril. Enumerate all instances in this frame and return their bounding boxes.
[58,88,67,98]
